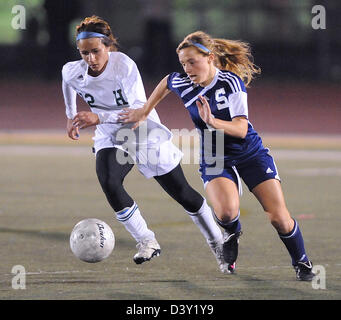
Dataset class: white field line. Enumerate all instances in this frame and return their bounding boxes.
[1,144,341,161]
[285,167,341,176]
[1,131,341,148]
[270,150,341,161]
[2,269,102,276]
[1,263,338,278]
[0,145,92,156]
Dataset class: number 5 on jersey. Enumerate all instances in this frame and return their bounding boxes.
[215,88,229,110]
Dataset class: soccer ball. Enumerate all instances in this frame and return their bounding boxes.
[70,218,115,263]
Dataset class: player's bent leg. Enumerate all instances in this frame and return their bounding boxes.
[96,148,160,264]
[251,179,293,234]
[153,164,204,212]
[96,148,135,211]
[252,179,315,281]
[154,165,222,243]
[206,177,242,273]
[187,199,230,274]
[205,177,240,223]
[154,165,230,273]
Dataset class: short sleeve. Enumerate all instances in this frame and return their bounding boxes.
[228,91,248,119]
[114,53,147,109]
[167,72,178,91]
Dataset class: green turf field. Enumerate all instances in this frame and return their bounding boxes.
[0,137,340,300]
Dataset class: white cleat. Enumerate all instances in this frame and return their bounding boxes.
[208,240,231,274]
[133,238,161,264]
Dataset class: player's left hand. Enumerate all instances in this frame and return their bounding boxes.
[72,111,100,129]
[196,95,215,126]
[118,108,147,130]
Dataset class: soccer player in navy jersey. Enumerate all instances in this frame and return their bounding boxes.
[120,31,315,280]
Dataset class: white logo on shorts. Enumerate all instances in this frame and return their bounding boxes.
[266,167,274,174]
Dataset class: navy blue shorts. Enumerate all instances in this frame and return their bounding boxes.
[199,149,280,192]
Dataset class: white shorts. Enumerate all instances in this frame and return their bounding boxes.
[92,120,183,179]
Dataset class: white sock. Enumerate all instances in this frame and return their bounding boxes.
[186,199,223,243]
[116,202,155,242]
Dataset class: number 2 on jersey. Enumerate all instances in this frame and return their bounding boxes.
[84,93,95,107]
[83,90,128,108]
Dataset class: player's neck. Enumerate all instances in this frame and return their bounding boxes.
[199,66,216,87]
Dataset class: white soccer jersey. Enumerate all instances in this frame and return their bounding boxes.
[62,51,182,178]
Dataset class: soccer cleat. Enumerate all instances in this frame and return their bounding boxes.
[207,240,230,274]
[133,238,161,264]
[223,230,242,273]
[294,260,315,281]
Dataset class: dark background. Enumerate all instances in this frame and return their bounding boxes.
[0,0,340,135]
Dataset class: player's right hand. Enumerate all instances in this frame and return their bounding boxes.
[118,107,147,130]
[67,118,80,140]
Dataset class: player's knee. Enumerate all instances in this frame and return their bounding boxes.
[268,210,293,234]
[97,174,123,196]
[214,205,239,223]
[177,186,203,212]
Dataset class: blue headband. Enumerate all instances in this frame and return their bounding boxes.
[192,42,210,53]
[76,31,107,41]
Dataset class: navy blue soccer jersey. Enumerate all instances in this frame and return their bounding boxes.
[167,68,264,166]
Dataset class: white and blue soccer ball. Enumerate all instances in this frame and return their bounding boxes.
[70,218,115,263]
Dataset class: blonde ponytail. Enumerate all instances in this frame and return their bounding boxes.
[177,31,260,87]
[213,38,260,87]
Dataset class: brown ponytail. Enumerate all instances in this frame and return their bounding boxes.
[76,16,118,52]
[177,31,260,87]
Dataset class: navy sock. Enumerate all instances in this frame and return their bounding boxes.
[214,211,241,234]
[278,219,309,266]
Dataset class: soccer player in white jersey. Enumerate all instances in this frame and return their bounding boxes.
[62,17,231,272]
[120,31,315,280]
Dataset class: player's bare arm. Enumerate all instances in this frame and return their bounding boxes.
[119,75,171,129]
[72,111,100,129]
[118,107,147,130]
[66,118,80,140]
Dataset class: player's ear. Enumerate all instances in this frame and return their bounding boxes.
[207,52,215,64]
